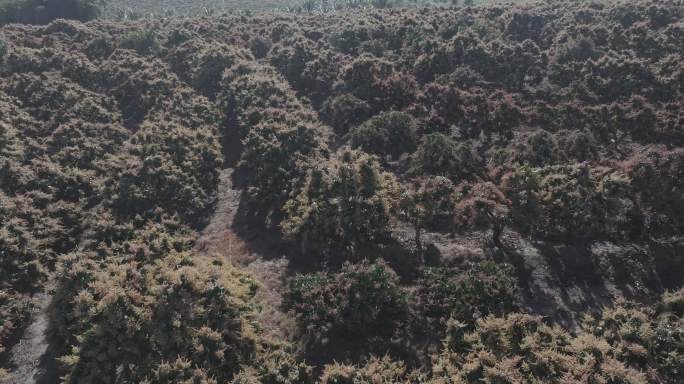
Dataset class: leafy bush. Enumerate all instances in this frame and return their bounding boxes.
[453,182,510,244]
[0,0,104,25]
[412,133,483,181]
[653,287,684,382]
[500,165,543,235]
[398,176,455,250]
[230,344,313,384]
[535,164,636,240]
[0,120,28,195]
[218,54,331,229]
[285,261,407,347]
[348,111,418,160]
[50,249,258,383]
[433,314,646,383]
[0,40,6,61]
[432,289,684,383]
[319,356,423,384]
[0,290,32,373]
[415,261,517,333]
[338,53,393,103]
[0,192,68,289]
[1,1,683,380]
[110,121,222,227]
[583,295,684,382]
[508,129,560,167]
[282,150,400,252]
[378,72,418,110]
[120,29,159,54]
[415,83,464,135]
[625,147,684,236]
[501,164,638,240]
[168,42,251,99]
[141,358,216,384]
[237,121,327,223]
[249,36,272,59]
[661,287,684,316]
[322,93,372,134]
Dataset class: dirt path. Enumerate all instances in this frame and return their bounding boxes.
[197,168,292,341]
[0,293,56,384]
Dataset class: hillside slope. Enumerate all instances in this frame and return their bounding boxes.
[0,0,683,382]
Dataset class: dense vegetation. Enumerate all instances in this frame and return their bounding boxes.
[99,0,481,19]
[0,0,683,382]
[0,0,104,25]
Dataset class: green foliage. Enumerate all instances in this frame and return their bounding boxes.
[110,121,222,227]
[0,290,32,370]
[293,0,402,13]
[219,61,329,226]
[398,176,455,250]
[0,40,6,60]
[412,133,483,181]
[654,288,684,382]
[238,121,326,222]
[169,42,250,98]
[454,182,510,244]
[285,261,407,346]
[282,149,400,251]
[231,345,314,384]
[120,29,159,54]
[348,111,418,160]
[500,165,542,235]
[249,36,272,59]
[322,93,371,134]
[509,129,560,168]
[625,147,684,236]
[416,261,517,332]
[501,164,637,240]
[432,289,684,384]
[433,313,646,383]
[378,72,418,110]
[0,0,104,25]
[338,53,393,102]
[50,249,258,383]
[1,1,684,380]
[142,358,216,384]
[320,356,423,384]
[399,176,454,229]
[536,164,635,240]
[0,192,71,289]
[661,287,684,316]
[582,295,684,383]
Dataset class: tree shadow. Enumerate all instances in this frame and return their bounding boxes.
[498,235,684,330]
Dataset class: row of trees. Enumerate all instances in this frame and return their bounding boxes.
[285,260,515,361]
[202,33,681,250]
[95,3,684,381]
[274,146,683,251]
[284,280,684,384]
[431,289,684,383]
[228,1,682,254]
[0,19,311,381]
[264,0,682,149]
[1,1,682,381]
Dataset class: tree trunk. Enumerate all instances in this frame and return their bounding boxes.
[415,223,423,262]
[492,222,503,247]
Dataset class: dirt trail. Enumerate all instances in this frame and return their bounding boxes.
[197,168,292,341]
[0,293,56,384]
